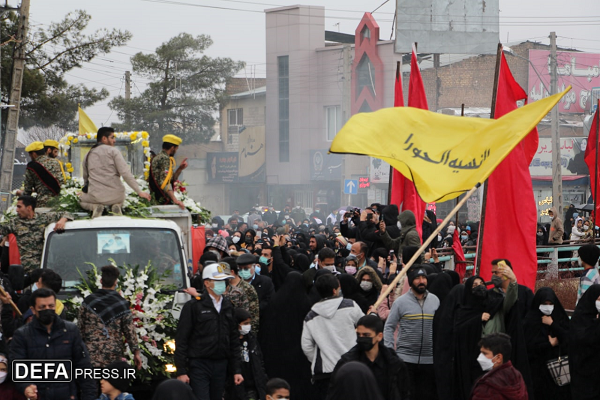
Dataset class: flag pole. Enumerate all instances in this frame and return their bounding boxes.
[475,42,504,276]
[387,61,402,205]
[373,183,482,310]
[594,100,599,227]
[456,104,466,227]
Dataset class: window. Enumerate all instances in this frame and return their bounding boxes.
[356,54,375,96]
[228,108,243,126]
[325,106,342,141]
[278,56,290,162]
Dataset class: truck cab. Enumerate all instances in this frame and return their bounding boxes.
[41,206,192,308]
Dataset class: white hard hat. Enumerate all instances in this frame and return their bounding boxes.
[202,262,233,280]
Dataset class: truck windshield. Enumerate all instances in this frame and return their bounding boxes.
[43,228,185,290]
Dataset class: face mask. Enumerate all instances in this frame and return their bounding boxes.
[584,225,590,231]
[345,266,357,275]
[461,235,468,240]
[285,215,290,220]
[596,300,600,313]
[0,371,6,384]
[491,275,503,288]
[212,281,227,296]
[356,336,376,352]
[437,235,442,242]
[239,269,252,280]
[268,396,289,400]
[360,281,373,291]
[259,256,270,265]
[37,309,55,325]
[245,236,253,244]
[537,232,543,237]
[322,265,336,272]
[477,352,495,371]
[239,325,251,336]
[253,224,259,230]
[212,223,218,228]
[32,283,38,292]
[539,304,554,316]
[209,249,221,260]
[255,265,261,275]
[346,243,352,251]
[232,236,240,244]
[472,285,487,299]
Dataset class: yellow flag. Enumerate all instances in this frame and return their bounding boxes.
[330,87,570,203]
[78,106,98,135]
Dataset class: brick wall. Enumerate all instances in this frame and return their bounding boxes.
[226,77,267,95]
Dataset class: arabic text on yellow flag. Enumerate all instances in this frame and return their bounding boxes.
[78,106,98,136]
[330,87,570,203]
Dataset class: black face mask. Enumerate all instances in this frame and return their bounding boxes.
[37,309,55,325]
[491,275,503,288]
[472,285,488,299]
[357,336,376,352]
[245,236,253,244]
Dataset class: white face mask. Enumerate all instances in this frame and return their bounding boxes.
[539,304,554,316]
[322,265,336,272]
[232,236,240,244]
[239,325,251,335]
[437,235,442,242]
[477,352,496,371]
[267,396,289,400]
[0,371,6,384]
[32,283,39,292]
[360,281,373,291]
[584,225,590,231]
[596,300,600,314]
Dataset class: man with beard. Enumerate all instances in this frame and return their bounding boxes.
[149,134,188,208]
[384,266,440,400]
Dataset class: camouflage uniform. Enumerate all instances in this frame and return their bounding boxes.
[150,150,173,194]
[224,284,249,313]
[0,212,73,273]
[233,279,260,334]
[77,305,139,368]
[23,155,65,207]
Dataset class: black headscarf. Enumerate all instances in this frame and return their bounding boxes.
[294,253,311,273]
[260,271,315,400]
[151,379,197,400]
[338,273,370,313]
[428,272,454,304]
[523,287,571,400]
[570,284,600,398]
[308,269,333,305]
[326,361,385,400]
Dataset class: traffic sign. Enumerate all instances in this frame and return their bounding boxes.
[344,179,358,195]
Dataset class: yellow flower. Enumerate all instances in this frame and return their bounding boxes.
[73,138,78,144]
[64,152,68,156]
[86,134,91,139]
[142,132,149,139]
[142,141,149,147]
[66,176,71,181]
[66,163,72,168]
[67,167,74,173]
[144,172,149,179]
[130,133,137,140]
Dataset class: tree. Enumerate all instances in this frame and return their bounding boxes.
[19,125,67,145]
[109,33,244,145]
[1,10,132,131]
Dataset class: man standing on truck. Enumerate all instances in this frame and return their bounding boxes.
[43,139,67,182]
[0,195,72,273]
[16,141,65,207]
[79,127,152,218]
[149,134,188,209]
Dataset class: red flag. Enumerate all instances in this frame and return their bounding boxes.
[453,229,467,280]
[479,52,539,290]
[402,44,427,239]
[390,62,406,208]
[584,108,600,226]
[192,226,205,274]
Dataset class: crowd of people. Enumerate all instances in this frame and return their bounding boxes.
[2,127,600,399]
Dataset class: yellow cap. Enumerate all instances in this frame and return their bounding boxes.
[163,134,182,146]
[43,139,59,148]
[25,141,44,152]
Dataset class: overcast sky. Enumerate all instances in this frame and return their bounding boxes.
[22,0,600,127]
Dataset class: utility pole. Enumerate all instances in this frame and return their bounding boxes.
[0,0,30,211]
[550,32,562,217]
[341,44,352,205]
[125,71,131,100]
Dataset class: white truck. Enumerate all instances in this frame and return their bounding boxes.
[41,205,192,308]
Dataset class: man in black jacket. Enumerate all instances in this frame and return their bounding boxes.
[9,288,96,400]
[237,253,274,317]
[175,263,244,400]
[332,315,410,400]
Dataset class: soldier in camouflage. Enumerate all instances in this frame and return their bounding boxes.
[44,139,67,182]
[148,134,188,208]
[78,265,142,369]
[17,141,65,207]
[0,195,72,273]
